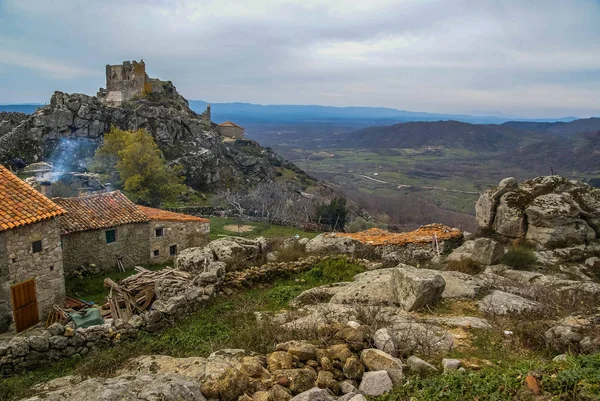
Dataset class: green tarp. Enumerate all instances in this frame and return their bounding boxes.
[68,308,104,329]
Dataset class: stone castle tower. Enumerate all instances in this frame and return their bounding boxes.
[98,60,149,106]
[97,60,211,122]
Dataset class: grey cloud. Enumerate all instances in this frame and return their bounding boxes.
[0,0,599,117]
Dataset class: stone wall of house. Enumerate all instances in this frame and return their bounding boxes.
[219,125,244,139]
[0,219,65,333]
[148,221,210,265]
[62,223,150,275]
[0,232,11,332]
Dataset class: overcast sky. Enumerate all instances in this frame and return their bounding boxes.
[1,0,599,118]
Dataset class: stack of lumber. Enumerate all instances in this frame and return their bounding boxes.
[103,267,191,321]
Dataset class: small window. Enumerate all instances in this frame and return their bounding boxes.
[49,265,54,272]
[32,240,42,253]
[105,229,117,244]
[169,245,177,256]
[153,249,160,258]
[155,228,164,238]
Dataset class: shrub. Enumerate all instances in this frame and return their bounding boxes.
[503,246,537,269]
[267,285,305,306]
[443,258,483,275]
[346,216,388,233]
[308,257,364,282]
[275,242,308,263]
[316,196,347,231]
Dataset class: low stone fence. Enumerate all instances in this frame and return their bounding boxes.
[0,255,371,376]
[224,255,377,289]
[0,268,224,375]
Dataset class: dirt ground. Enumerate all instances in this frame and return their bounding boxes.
[223,224,255,233]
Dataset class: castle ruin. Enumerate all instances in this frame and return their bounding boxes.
[96,60,211,121]
[98,60,149,105]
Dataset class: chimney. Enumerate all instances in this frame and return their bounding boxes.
[40,182,52,197]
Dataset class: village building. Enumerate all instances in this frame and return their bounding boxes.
[137,205,210,265]
[0,165,67,333]
[54,191,151,275]
[218,121,245,139]
[54,191,210,275]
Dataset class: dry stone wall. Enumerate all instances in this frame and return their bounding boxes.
[0,262,225,375]
[0,256,357,375]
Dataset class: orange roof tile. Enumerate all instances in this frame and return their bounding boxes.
[137,205,210,223]
[218,121,244,129]
[0,165,66,232]
[331,224,463,246]
[53,191,149,234]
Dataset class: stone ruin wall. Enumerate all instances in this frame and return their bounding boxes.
[0,255,371,375]
[102,60,147,104]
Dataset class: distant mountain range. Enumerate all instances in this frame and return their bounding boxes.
[332,118,600,151]
[1,101,586,126]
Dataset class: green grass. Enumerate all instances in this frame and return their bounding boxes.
[209,216,320,241]
[1,258,364,401]
[376,353,600,401]
[65,263,168,304]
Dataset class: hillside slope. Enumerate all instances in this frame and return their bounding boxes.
[0,89,309,191]
[318,120,546,151]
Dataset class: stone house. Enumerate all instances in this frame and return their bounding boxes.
[0,165,66,333]
[218,121,245,139]
[54,191,151,276]
[137,206,210,265]
[54,191,210,275]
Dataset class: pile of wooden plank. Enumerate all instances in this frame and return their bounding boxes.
[103,267,191,321]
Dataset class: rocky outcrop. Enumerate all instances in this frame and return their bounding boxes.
[22,373,206,401]
[0,111,28,139]
[476,176,600,249]
[445,238,505,265]
[0,90,308,190]
[304,225,463,266]
[176,237,269,272]
[328,266,445,311]
[478,290,542,316]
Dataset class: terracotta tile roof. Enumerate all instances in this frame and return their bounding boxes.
[0,165,66,232]
[331,224,463,246]
[218,121,244,129]
[137,205,210,223]
[53,191,149,234]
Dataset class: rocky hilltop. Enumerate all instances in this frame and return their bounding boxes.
[477,176,599,249]
[0,88,307,190]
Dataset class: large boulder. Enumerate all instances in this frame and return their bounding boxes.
[357,371,393,396]
[476,177,518,229]
[476,176,600,250]
[525,193,596,248]
[176,237,268,272]
[22,373,205,401]
[208,237,267,266]
[175,247,216,273]
[439,271,484,299]
[360,349,403,385]
[305,234,366,254]
[329,266,445,311]
[478,290,541,316]
[445,238,505,265]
